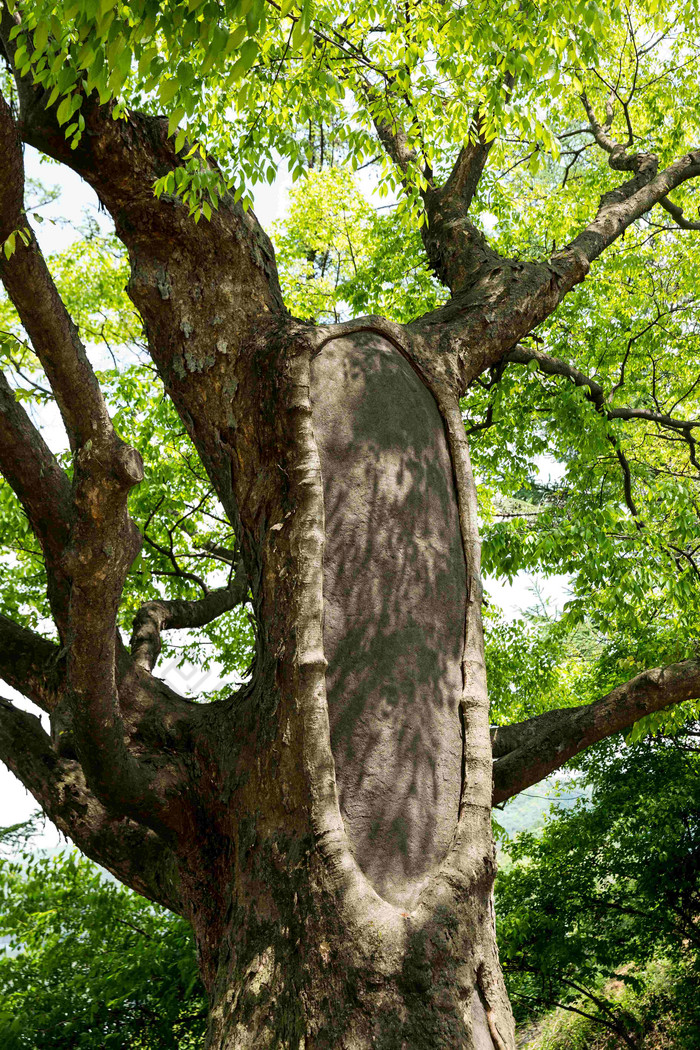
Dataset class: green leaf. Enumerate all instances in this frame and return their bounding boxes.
[32,20,49,53]
[168,106,186,138]
[159,78,179,106]
[2,232,16,260]
[55,95,73,126]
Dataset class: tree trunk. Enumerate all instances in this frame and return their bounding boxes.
[201,855,509,1050]
[181,325,514,1049]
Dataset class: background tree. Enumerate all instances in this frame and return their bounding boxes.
[0,819,206,1049]
[497,729,700,1049]
[2,1,700,1047]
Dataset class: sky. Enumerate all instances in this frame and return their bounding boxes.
[1,147,570,846]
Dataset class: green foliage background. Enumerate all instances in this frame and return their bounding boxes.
[0,821,206,1049]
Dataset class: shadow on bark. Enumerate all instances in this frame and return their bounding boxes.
[311,333,467,908]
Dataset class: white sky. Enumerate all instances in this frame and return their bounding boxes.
[2,149,568,846]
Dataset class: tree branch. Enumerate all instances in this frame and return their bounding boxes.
[407,137,700,398]
[373,109,421,178]
[0,83,158,812]
[441,110,499,215]
[0,368,72,624]
[0,4,285,338]
[508,342,700,434]
[130,558,248,671]
[564,149,700,271]
[506,343,700,485]
[580,90,657,179]
[492,658,700,803]
[0,695,183,912]
[658,194,700,230]
[420,93,516,293]
[0,12,280,856]
[0,79,192,832]
[363,70,509,295]
[1,7,287,542]
[0,90,114,452]
[0,613,61,712]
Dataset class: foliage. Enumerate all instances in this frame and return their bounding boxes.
[2,0,700,1037]
[6,0,668,215]
[0,819,206,1048]
[472,181,700,739]
[519,958,700,1050]
[273,166,442,324]
[496,730,700,1043]
[4,0,700,718]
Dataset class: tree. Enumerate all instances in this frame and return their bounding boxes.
[1,0,700,1046]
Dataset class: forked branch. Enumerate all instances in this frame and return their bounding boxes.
[407,134,700,396]
[580,90,657,179]
[0,81,185,834]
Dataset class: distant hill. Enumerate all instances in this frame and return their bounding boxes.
[495,775,589,845]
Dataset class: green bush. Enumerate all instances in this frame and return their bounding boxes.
[497,732,700,1048]
[0,820,206,1049]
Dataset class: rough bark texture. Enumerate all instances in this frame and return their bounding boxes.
[3,14,700,1048]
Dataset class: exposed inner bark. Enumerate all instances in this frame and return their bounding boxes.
[311,332,466,909]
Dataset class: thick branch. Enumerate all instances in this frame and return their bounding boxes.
[441,110,500,215]
[0,371,72,544]
[407,142,700,397]
[492,658,700,803]
[0,696,183,912]
[0,77,191,832]
[0,90,114,451]
[422,190,503,295]
[1,11,288,544]
[365,73,506,295]
[0,369,72,623]
[130,559,248,671]
[0,613,61,712]
[565,150,700,270]
[0,11,285,339]
[420,97,515,293]
[0,13,273,845]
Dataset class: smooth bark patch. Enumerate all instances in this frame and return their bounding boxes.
[311,332,466,908]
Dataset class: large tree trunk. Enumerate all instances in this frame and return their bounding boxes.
[187,328,513,1049]
[202,855,508,1050]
